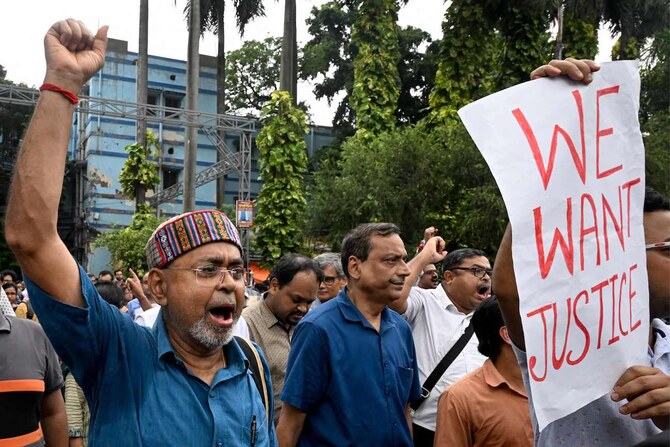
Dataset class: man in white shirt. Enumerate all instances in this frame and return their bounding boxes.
[392,240,491,446]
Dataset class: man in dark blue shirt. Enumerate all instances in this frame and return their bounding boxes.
[6,19,276,447]
[277,223,422,446]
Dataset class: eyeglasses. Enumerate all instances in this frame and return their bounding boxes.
[164,266,245,287]
[449,267,492,279]
[646,241,670,250]
[321,275,341,286]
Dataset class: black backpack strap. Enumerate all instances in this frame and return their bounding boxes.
[235,336,270,425]
[410,322,475,411]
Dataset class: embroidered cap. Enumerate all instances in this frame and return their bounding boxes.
[146,210,243,269]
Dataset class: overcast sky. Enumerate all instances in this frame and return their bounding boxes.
[1,1,614,125]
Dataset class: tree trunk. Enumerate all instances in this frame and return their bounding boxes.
[136,0,149,211]
[184,0,201,212]
[280,0,298,104]
[216,2,227,209]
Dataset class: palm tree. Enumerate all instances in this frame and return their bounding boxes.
[185,0,265,206]
[280,0,297,105]
[136,0,149,210]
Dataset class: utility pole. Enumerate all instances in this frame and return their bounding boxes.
[136,0,149,211]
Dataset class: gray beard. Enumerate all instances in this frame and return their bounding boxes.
[188,314,237,349]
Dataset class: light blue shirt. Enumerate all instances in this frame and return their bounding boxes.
[26,263,277,447]
[514,318,669,446]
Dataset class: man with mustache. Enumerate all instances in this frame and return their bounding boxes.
[277,223,421,446]
[5,19,276,446]
[242,253,322,425]
[417,264,439,290]
[392,243,492,446]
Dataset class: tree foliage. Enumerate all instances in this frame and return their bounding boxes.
[93,205,165,274]
[350,0,402,138]
[225,37,282,116]
[253,91,309,266]
[307,122,506,254]
[118,130,160,202]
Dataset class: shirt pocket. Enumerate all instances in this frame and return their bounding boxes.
[397,366,415,402]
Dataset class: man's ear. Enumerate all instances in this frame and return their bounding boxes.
[347,256,362,280]
[149,269,168,306]
[499,326,512,346]
[269,277,280,294]
[443,269,454,285]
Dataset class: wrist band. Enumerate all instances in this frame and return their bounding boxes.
[39,83,79,105]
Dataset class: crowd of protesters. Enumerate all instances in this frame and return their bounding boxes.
[0,17,668,447]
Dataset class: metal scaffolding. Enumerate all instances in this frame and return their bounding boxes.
[0,83,256,204]
[0,83,257,262]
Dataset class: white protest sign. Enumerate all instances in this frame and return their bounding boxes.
[458,61,648,430]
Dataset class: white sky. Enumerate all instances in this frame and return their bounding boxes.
[1,0,614,126]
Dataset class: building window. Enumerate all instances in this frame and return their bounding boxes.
[162,168,180,189]
[146,90,159,116]
[164,93,184,119]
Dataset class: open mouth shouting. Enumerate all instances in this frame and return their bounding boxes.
[207,303,236,329]
[476,283,492,300]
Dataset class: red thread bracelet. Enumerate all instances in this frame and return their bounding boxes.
[39,83,79,105]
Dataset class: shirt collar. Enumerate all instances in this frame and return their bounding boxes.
[437,285,466,315]
[481,358,527,397]
[258,294,284,330]
[336,288,396,332]
[0,314,11,333]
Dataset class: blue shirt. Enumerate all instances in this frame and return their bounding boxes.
[26,264,277,447]
[281,289,421,447]
[126,298,141,320]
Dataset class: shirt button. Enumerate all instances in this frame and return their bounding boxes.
[384,361,389,367]
[209,391,216,398]
[217,442,222,447]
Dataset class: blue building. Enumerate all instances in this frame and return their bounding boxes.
[72,38,334,273]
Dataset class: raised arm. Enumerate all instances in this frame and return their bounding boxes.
[5,20,108,307]
[492,224,525,350]
[390,236,447,315]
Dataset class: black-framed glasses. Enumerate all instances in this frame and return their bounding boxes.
[164,266,245,287]
[449,267,492,279]
[321,275,340,286]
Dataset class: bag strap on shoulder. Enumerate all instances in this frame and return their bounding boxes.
[235,336,271,425]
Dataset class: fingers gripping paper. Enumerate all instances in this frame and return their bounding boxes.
[458,62,648,430]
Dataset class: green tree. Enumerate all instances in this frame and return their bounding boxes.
[350,0,402,137]
[225,37,282,116]
[253,91,309,266]
[301,1,435,134]
[94,205,165,273]
[307,122,506,254]
[602,0,668,60]
[118,131,161,204]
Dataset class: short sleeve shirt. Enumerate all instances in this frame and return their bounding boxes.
[281,289,421,446]
[0,315,63,446]
[25,263,277,447]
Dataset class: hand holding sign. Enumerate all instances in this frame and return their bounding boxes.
[459,61,648,429]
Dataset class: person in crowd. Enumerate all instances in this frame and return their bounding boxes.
[65,372,89,447]
[390,243,490,446]
[0,287,15,316]
[1,269,18,284]
[113,269,125,287]
[434,296,533,447]
[86,273,97,285]
[312,252,347,309]
[0,311,67,446]
[493,58,669,447]
[277,223,421,446]
[97,270,113,283]
[243,254,322,424]
[416,263,439,289]
[2,281,36,320]
[125,269,160,328]
[5,19,276,446]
